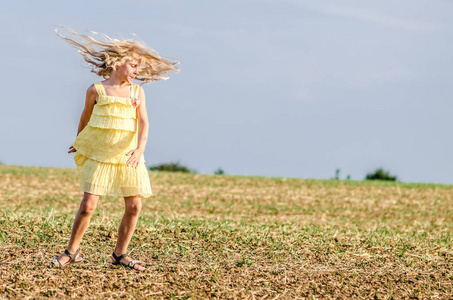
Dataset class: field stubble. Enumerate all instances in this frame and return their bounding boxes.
[0,165,452,299]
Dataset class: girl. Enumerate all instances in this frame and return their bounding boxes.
[50,27,178,270]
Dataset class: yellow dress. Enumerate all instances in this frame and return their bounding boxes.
[72,82,152,198]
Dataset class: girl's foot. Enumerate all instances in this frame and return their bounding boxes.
[50,249,83,268]
[111,252,146,271]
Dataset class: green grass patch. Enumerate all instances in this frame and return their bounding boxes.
[0,164,452,299]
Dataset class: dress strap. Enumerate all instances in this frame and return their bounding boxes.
[130,84,140,99]
[94,82,107,96]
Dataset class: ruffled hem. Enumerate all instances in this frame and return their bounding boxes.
[80,181,152,198]
[74,150,144,169]
[88,114,136,132]
[92,104,136,119]
[75,155,152,198]
[96,96,133,106]
[73,126,144,164]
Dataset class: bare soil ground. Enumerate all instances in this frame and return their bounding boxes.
[0,165,452,299]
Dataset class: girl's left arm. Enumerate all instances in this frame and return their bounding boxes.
[126,86,149,168]
[136,86,149,151]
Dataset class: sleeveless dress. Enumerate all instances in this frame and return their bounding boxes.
[72,82,152,198]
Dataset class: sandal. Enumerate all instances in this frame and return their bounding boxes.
[111,252,146,271]
[50,249,83,268]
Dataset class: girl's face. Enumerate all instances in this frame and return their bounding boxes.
[117,58,141,83]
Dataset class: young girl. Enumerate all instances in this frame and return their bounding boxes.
[50,27,178,270]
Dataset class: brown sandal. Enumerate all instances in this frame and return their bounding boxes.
[111,252,146,271]
[50,249,83,268]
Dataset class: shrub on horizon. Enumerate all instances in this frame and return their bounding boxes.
[365,168,397,181]
[214,168,224,175]
[149,162,195,173]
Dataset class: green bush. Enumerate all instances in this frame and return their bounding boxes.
[149,162,195,173]
[214,168,224,175]
[365,168,397,181]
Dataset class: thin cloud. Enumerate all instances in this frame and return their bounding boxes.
[318,5,438,32]
[284,0,440,32]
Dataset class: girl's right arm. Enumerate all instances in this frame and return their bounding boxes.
[68,85,97,153]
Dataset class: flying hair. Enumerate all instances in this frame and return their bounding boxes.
[55,26,179,83]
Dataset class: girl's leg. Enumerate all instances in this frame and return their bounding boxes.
[112,195,142,264]
[55,192,99,264]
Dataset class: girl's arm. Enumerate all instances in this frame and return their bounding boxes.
[77,85,97,135]
[68,85,97,153]
[136,86,149,151]
[126,86,149,167]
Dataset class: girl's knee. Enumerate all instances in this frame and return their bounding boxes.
[79,202,97,215]
[125,199,142,216]
[79,194,98,215]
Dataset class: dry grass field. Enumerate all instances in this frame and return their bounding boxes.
[1,165,452,299]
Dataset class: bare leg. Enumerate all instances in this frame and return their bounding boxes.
[112,195,143,268]
[55,192,99,265]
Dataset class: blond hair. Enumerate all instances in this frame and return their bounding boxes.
[55,26,179,83]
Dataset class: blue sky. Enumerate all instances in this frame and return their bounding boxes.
[1,0,452,184]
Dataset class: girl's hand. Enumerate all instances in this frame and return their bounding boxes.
[126,148,143,168]
[68,146,76,153]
